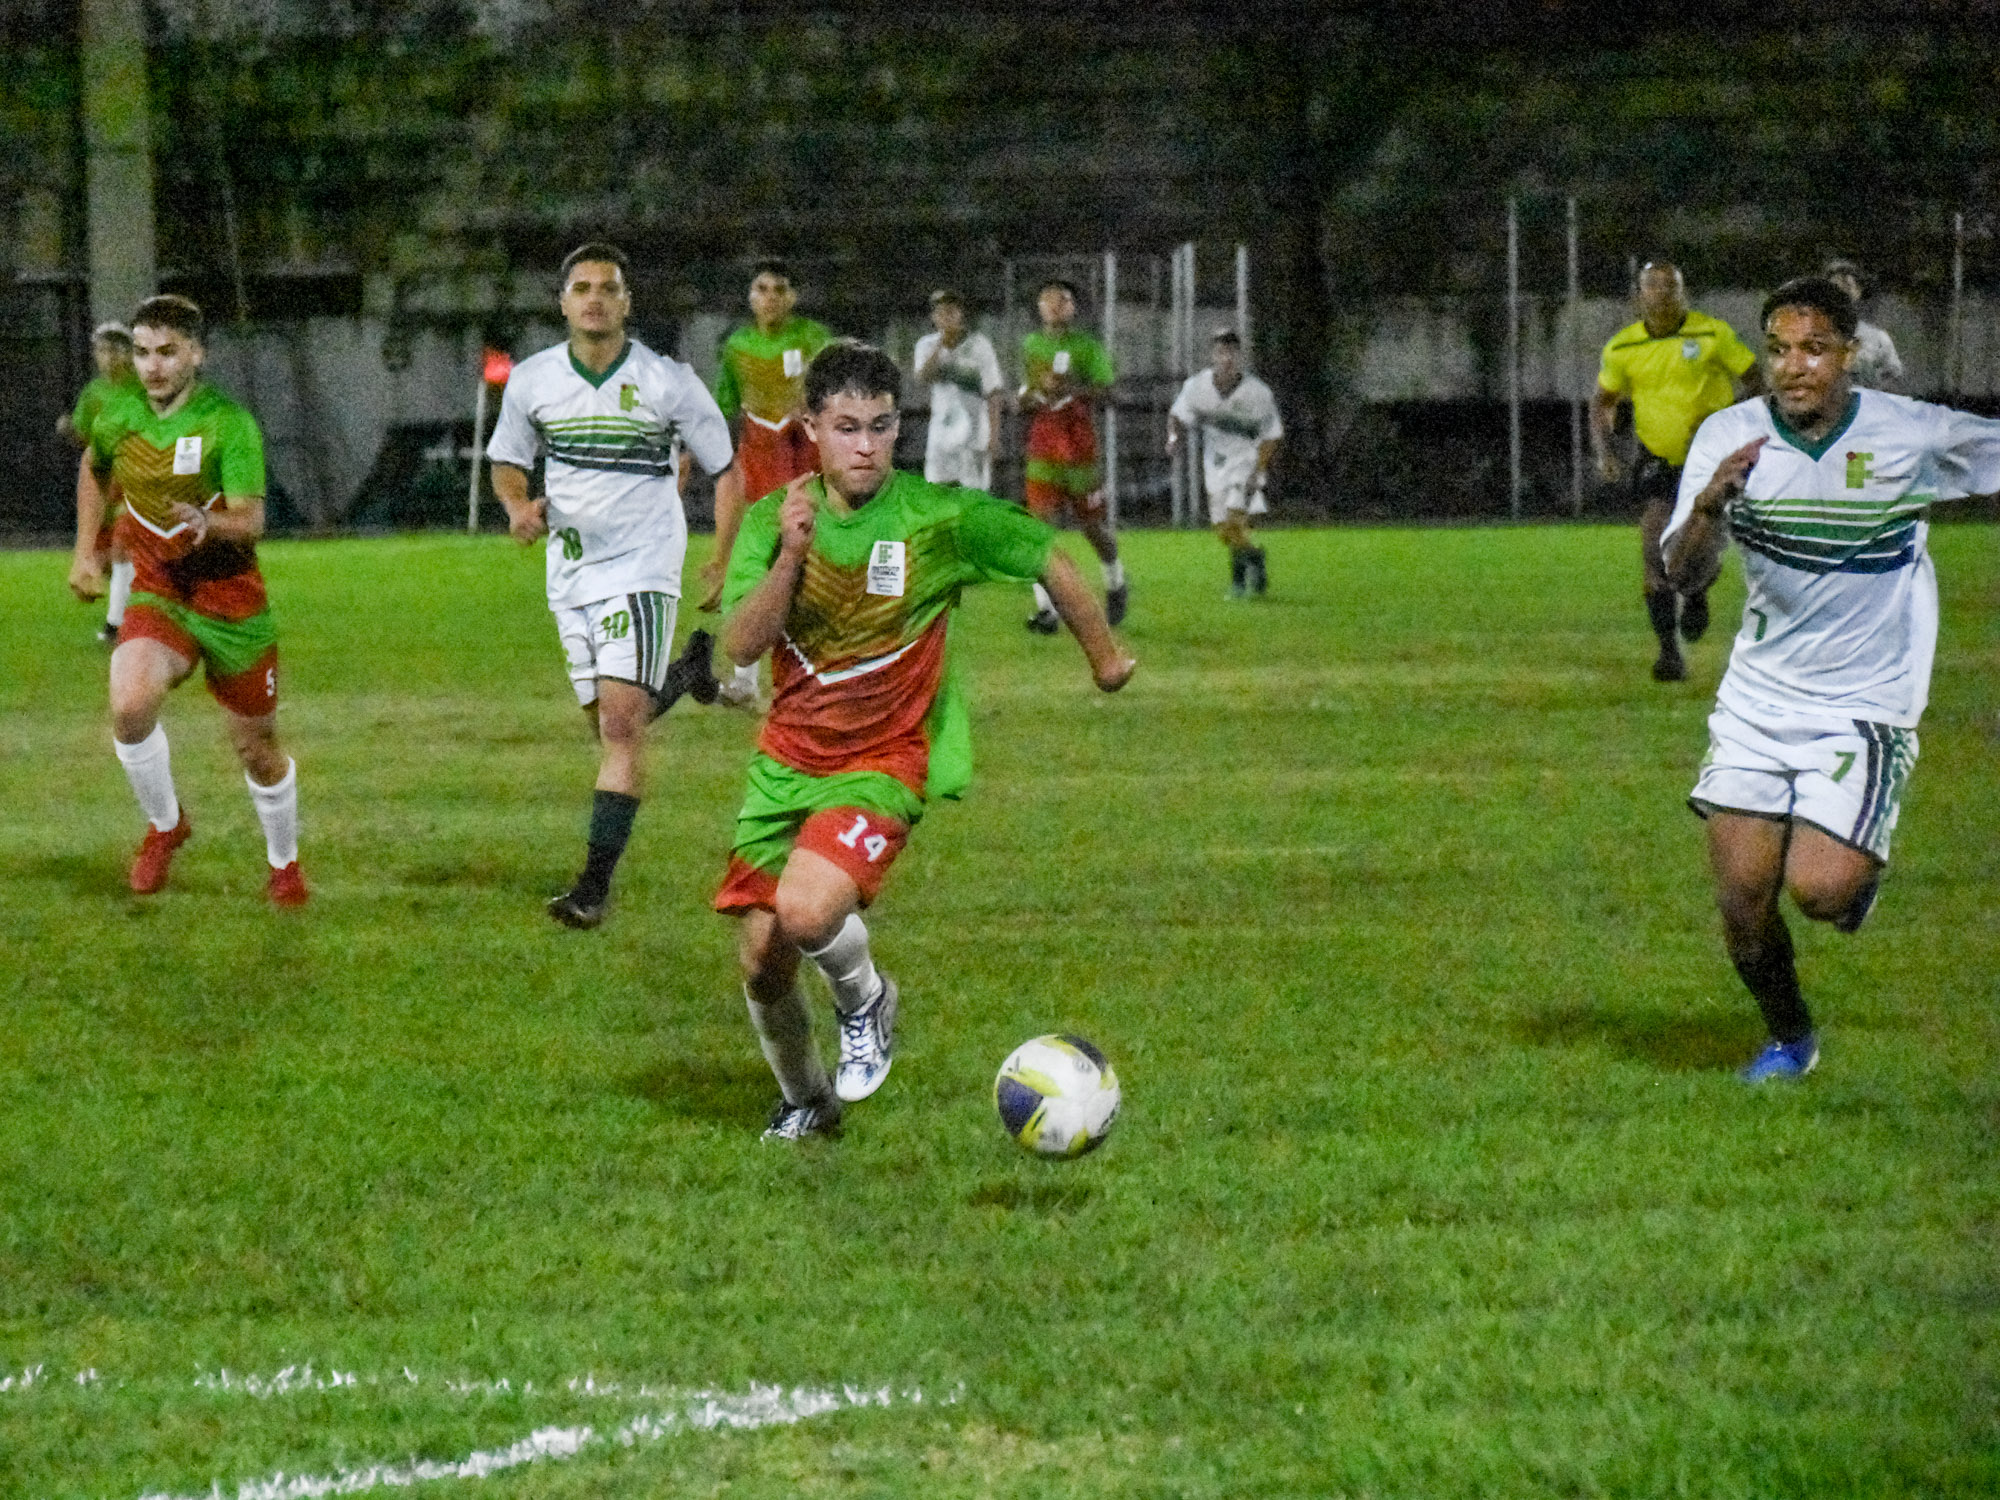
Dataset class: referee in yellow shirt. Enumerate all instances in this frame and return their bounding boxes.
[1591,260,1761,681]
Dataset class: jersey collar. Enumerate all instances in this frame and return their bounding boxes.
[568,338,631,388]
[1767,390,1860,461]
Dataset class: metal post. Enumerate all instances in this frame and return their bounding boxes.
[1507,196,1522,522]
[1235,242,1251,362]
[81,0,158,327]
[1167,246,1185,527]
[1183,242,1200,528]
[467,373,490,534]
[1948,212,1965,396]
[1101,248,1118,527]
[1567,195,1583,518]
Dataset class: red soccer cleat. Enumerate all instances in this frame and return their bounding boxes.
[267,861,309,908]
[129,812,192,894]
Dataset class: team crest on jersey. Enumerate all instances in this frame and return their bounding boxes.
[619,383,639,412]
[1845,451,1873,489]
[1681,340,1700,361]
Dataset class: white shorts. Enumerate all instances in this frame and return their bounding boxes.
[1689,702,1917,862]
[924,444,992,490]
[1207,481,1269,527]
[554,591,678,708]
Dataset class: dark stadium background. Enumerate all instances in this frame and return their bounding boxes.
[3,0,1996,534]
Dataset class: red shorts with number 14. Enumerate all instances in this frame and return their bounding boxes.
[714,806,912,914]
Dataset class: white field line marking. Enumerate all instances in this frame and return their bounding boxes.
[131,1381,958,1500]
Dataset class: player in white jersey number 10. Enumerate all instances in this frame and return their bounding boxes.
[487,243,736,929]
[1664,275,2000,1082]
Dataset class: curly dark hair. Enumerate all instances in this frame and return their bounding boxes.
[804,339,902,414]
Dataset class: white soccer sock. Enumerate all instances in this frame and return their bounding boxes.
[731,661,760,695]
[105,559,134,628]
[801,913,884,1016]
[1032,583,1055,615]
[246,758,299,869]
[745,984,832,1105]
[1103,557,1126,590]
[114,725,180,832]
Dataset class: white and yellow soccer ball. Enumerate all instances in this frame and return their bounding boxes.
[993,1034,1120,1157]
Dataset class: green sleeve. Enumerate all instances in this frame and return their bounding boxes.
[218,405,268,499]
[954,493,1057,584]
[70,382,104,442]
[720,492,784,611]
[713,336,742,422]
[803,319,834,359]
[1085,336,1116,388]
[1716,323,1758,379]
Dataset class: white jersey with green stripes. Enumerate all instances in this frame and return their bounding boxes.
[1668,389,2000,728]
[487,338,734,608]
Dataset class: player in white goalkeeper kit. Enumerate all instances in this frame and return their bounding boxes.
[489,242,736,930]
[1664,274,2000,1083]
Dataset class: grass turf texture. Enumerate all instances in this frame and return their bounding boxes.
[2,524,1996,1499]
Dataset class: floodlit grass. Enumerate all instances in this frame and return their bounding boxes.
[2,523,1996,1498]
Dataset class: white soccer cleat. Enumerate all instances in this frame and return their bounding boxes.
[834,974,898,1102]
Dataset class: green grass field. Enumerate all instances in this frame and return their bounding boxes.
[2,524,1996,1499]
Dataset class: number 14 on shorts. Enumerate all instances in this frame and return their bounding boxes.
[836,812,890,863]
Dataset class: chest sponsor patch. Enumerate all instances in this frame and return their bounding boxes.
[173,435,203,475]
[1052,350,1072,375]
[866,539,907,597]
[783,348,805,379]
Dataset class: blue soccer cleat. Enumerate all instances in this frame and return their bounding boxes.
[1739,1033,1819,1083]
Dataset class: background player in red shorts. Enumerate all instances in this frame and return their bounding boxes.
[74,295,306,904]
[714,341,1135,1140]
[702,258,833,707]
[1019,278,1125,630]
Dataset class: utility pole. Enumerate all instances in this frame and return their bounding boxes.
[81,0,158,326]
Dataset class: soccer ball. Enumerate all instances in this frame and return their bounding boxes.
[993,1035,1120,1157]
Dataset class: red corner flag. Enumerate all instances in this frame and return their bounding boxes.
[482,347,514,385]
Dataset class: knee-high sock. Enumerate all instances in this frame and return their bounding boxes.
[800,913,883,1015]
[114,725,180,832]
[574,789,639,904]
[1103,557,1126,590]
[1644,588,1679,647]
[746,984,832,1105]
[105,559,134,628]
[1733,915,1814,1043]
[246,758,299,868]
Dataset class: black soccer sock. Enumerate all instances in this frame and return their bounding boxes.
[1230,550,1248,589]
[573,789,640,905]
[1247,546,1268,593]
[1644,588,1679,647]
[1731,916,1814,1043]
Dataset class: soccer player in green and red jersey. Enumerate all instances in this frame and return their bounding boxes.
[62,321,142,643]
[73,294,306,904]
[714,341,1135,1140]
[701,259,833,707]
[1020,278,1125,629]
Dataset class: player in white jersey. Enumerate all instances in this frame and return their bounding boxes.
[1664,275,2000,1082]
[1168,328,1283,596]
[488,242,736,930]
[1823,261,1903,391]
[913,290,1005,489]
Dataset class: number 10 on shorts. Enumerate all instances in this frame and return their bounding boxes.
[836,813,890,863]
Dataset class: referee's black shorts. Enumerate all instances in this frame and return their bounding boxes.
[1631,451,1682,508]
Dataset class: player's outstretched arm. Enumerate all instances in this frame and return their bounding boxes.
[720,478,814,667]
[68,452,109,600]
[1667,436,1766,593]
[1041,549,1136,692]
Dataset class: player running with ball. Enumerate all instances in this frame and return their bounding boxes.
[1665,275,2000,1081]
[714,341,1136,1140]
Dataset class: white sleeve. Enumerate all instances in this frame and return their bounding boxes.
[913,332,939,372]
[669,369,736,477]
[484,371,541,468]
[1933,402,2000,500]
[975,336,1004,396]
[1661,410,1735,555]
[1259,386,1284,441]
[1168,377,1198,427]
